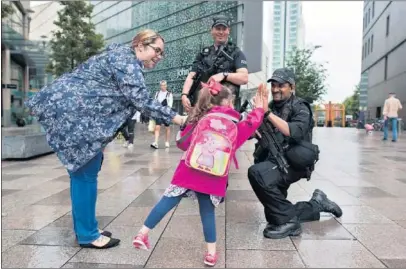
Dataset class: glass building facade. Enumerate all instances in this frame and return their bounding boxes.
[91,1,243,112]
[2,0,49,126]
[271,1,304,71]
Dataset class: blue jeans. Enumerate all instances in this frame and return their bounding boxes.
[144,192,216,243]
[384,117,398,141]
[68,152,103,244]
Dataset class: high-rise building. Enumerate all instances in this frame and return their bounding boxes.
[361,1,406,121]
[270,1,305,72]
[29,2,63,42]
[91,1,267,113]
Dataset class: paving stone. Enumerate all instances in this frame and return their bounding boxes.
[2,173,29,181]
[336,206,396,224]
[162,215,225,245]
[106,206,173,228]
[225,190,258,201]
[341,186,396,198]
[381,259,406,268]
[227,179,253,190]
[226,201,266,223]
[174,198,225,217]
[293,240,386,268]
[21,227,78,247]
[360,198,406,221]
[226,250,305,268]
[2,205,72,230]
[396,221,406,229]
[1,229,36,252]
[62,263,142,268]
[145,237,225,268]
[129,189,165,207]
[1,189,20,196]
[1,245,80,268]
[46,215,114,229]
[298,217,355,240]
[226,222,296,250]
[35,189,104,206]
[343,224,406,259]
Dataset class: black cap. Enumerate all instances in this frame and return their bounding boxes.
[212,15,231,28]
[267,68,296,85]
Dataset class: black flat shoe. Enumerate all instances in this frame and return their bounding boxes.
[75,230,112,241]
[80,237,120,249]
[101,230,112,237]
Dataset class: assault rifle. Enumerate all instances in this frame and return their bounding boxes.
[188,45,234,106]
[240,102,290,174]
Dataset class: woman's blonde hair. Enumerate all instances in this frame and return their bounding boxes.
[131,29,164,49]
[188,84,233,124]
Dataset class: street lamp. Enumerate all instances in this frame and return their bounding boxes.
[40,35,48,49]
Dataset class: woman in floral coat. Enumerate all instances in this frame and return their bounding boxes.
[26,29,185,249]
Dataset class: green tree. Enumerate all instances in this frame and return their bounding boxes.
[286,46,328,104]
[46,1,104,77]
[343,85,360,119]
[2,3,15,18]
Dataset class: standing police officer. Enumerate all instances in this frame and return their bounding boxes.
[248,68,343,239]
[181,15,248,111]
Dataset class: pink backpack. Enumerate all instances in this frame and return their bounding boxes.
[183,112,239,177]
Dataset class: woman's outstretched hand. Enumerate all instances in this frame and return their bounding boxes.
[172,115,188,125]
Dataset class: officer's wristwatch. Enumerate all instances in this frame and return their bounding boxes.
[222,72,229,81]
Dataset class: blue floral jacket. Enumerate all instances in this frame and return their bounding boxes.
[25,43,176,172]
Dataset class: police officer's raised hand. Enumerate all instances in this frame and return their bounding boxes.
[261,83,269,112]
[181,95,192,112]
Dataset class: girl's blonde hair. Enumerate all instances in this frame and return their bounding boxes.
[131,29,164,49]
[188,83,233,124]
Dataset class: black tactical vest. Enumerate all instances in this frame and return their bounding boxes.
[269,95,314,145]
[195,42,240,94]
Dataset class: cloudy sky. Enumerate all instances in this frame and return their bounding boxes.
[302,1,364,103]
[31,1,363,103]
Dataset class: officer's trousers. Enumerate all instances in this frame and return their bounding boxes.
[248,160,320,226]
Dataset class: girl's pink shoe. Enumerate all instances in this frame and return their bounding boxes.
[204,252,218,267]
[132,233,150,250]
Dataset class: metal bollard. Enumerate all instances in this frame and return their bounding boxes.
[398,118,403,136]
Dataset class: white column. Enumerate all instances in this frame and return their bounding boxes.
[2,48,12,127]
[23,65,30,102]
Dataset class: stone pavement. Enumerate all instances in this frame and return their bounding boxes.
[2,125,406,268]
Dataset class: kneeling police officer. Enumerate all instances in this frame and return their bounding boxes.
[247,68,343,239]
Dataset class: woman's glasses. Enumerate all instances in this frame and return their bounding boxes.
[147,44,165,57]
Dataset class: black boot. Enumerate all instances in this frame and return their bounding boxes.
[263,216,302,239]
[311,189,343,218]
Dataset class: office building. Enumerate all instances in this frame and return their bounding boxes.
[270,1,305,72]
[361,1,406,121]
[1,0,49,127]
[91,1,267,113]
[29,2,63,42]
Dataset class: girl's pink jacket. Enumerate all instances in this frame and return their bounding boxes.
[171,106,264,197]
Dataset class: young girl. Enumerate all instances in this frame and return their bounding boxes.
[133,80,266,267]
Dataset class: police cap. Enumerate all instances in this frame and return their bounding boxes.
[267,68,296,85]
[212,15,231,28]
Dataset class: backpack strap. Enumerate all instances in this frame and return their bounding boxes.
[205,112,240,169]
